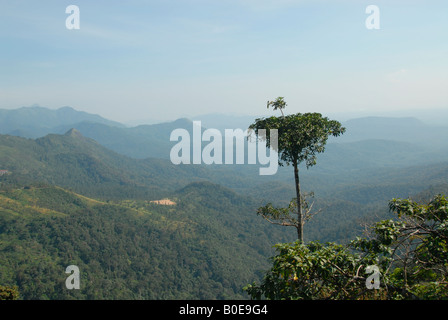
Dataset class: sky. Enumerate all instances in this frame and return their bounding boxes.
[1,0,447,124]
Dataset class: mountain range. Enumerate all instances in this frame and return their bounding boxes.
[2,106,448,166]
[1,105,447,299]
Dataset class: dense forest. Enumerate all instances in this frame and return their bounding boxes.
[1,106,448,300]
[0,183,294,299]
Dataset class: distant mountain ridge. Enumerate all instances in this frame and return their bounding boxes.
[2,105,448,168]
[335,116,448,147]
[0,105,125,138]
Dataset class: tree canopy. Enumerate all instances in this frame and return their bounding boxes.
[249,110,346,169]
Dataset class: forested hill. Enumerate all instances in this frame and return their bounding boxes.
[1,109,448,300]
[0,184,293,299]
[1,128,448,244]
[0,129,218,200]
[0,130,300,299]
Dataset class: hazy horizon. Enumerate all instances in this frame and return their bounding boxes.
[1,1,447,124]
[2,103,448,128]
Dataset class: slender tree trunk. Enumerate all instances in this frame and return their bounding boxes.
[293,159,303,243]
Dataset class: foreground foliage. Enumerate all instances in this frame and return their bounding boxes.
[245,194,448,300]
[0,285,20,300]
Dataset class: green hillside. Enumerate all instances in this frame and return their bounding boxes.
[1,129,447,246]
[0,183,294,299]
[0,130,212,200]
[1,122,448,300]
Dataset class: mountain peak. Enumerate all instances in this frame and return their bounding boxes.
[57,106,76,112]
[64,128,83,138]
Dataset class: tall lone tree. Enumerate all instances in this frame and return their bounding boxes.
[249,97,346,243]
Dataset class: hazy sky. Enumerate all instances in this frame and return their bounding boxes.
[1,0,447,124]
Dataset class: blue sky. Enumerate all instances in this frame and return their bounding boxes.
[1,0,447,124]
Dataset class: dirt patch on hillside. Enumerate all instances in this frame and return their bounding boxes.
[150,199,176,206]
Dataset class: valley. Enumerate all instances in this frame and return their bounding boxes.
[1,105,447,300]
